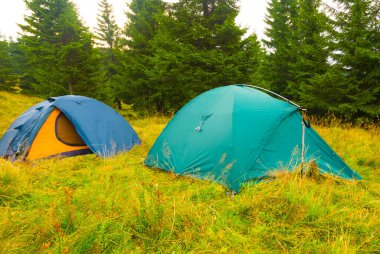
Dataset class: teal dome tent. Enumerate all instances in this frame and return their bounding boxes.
[145,85,361,192]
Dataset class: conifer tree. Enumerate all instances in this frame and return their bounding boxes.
[0,37,13,90]
[261,0,297,95]
[333,0,379,120]
[0,37,28,91]
[288,0,329,101]
[169,0,262,91]
[121,0,262,112]
[304,0,380,120]
[95,0,119,50]
[117,0,165,110]
[94,0,120,103]
[19,0,101,97]
[124,0,164,54]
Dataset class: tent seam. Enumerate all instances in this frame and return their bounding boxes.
[247,108,298,172]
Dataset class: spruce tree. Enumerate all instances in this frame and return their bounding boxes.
[0,37,13,90]
[119,0,261,113]
[288,0,329,101]
[261,0,297,95]
[306,0,380,120]
[118,0,165,110]
[19,0,101,97]
[124,0,164,53]
[95,0,119,50]
[94,0,120,103]
[141,0,262,112]
[0,37,27,92]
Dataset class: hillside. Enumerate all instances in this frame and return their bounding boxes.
[0,92,379,253]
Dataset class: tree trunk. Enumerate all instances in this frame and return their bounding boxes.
[68,83,73,94]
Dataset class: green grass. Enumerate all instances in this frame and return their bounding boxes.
[0,92,379,253]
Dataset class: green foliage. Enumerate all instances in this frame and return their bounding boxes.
[262,0,330,99]
[0,37,13,90]
[0,92,379,253]
[0,0,377,121]
[124,0,164,53]
[261,0,379,121]
[94,0,121,105]
[94,0,119,50]
[288,0,329,101]
[261,0,298,95]
[0,37,26,92]
[19,0,102,97]
[119,0,262,113]
[306,0,380,120]
[116,0,166,111]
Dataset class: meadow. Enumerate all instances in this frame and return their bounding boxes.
[0,91,379,253]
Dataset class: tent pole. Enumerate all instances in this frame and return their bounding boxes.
[244,85,303,109]
[302,118,305,165]
[301,109,309,174]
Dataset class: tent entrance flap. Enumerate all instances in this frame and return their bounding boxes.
[27,108,90,160]
[55,112,86,146]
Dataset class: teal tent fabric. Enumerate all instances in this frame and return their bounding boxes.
[144,85,361,192]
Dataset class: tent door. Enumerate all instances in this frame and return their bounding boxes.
[27,108,91,160]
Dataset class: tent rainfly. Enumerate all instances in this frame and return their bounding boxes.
[145,84,361,192]
[0,95,141,160]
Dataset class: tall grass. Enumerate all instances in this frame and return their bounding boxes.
[0,92,378,253]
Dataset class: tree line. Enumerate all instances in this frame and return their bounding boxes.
[0,0,378,122]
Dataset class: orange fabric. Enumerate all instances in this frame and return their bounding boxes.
[56,112,86,146]
[27,108,89,160]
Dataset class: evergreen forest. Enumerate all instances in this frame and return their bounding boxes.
[0,0,379,122]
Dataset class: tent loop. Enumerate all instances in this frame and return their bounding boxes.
[195,113,213,132]
[302,109,311,128]
[226,191,236,197]
[195,119,206,132]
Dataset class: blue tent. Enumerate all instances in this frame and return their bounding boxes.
[0,95,141,160]
[145,85,361,192]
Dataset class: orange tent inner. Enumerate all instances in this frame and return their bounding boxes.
[27,108,90,160]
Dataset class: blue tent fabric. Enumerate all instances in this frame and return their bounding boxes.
[0,95,141,159]
[145,85,361,192]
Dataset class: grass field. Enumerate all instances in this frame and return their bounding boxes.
[0,91,379,253]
